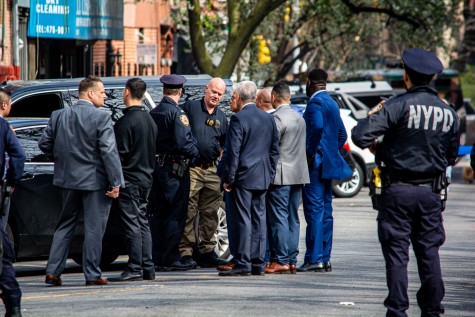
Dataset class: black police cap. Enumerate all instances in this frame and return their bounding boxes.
[401,48,443,76]
[160,74,187,89]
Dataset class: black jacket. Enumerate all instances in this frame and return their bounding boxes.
[149,96,199,159]
[114,106,157,188]
[352,86,460,179]
[0,118,25,187]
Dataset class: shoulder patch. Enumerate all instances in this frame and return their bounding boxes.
[368,103,383,116]
[179,114,190,126]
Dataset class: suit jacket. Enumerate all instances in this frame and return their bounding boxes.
[303,90,352,180]
[223,104,279,190]
[272,104,309,185]
[39,100,124,191]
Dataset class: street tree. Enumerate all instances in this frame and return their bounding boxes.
[181,0,462,81]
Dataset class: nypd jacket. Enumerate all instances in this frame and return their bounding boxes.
[351,85,460,179]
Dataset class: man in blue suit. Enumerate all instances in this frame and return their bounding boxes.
[299,69,352,272]
[220,81,280,276]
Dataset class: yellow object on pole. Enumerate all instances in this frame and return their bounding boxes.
[257,37,271,64]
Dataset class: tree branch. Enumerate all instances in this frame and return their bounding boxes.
[341,0,422,29]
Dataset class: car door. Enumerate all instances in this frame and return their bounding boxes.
[9,124,62,258]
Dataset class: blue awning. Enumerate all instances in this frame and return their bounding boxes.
[27,0,123,40]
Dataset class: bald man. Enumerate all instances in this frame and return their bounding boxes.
[256,87,274,113]
[179,78,229,268]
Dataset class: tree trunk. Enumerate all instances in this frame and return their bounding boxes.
[187,0,286,77]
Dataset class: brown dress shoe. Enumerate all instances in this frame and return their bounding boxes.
[85,277,108,286]
[290,264,297,274]
[217,262,235,272]
[266,263,290,274]
[265,262,276,274]
[45,275,62,286]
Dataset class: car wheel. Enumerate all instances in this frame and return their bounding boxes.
[71,252,119,267]
[332,163,363,198]
[214,202,230,259]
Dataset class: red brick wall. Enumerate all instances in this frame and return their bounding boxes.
[92,0,171,77]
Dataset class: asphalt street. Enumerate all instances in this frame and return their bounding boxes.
[6,171,475,317]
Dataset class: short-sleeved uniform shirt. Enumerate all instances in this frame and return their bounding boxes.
[181,98,228,165]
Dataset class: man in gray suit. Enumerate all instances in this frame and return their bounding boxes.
[39,76,124,286]
[265,81,309,274]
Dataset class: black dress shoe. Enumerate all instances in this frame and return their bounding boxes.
[324,261,332,272]
[297,262,324,272]
[109,271,143,282]
[181,255,197,269]
[251,270,265,276]
[143,271,155,280]
[218,268,251,276]
[157,260,194,271]
[199,251,228,268]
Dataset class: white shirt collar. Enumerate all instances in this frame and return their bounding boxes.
[310,89,326,99]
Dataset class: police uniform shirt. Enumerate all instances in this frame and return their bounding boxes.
[149,96,199,158]
[181,98,228,165]
[351,85,459,178]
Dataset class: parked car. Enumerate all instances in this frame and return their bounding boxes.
[334,142,363,198]
[3,75,234,263]
[1,75,234,121]
[289,80,394,111]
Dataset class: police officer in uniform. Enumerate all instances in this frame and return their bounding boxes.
[148,75,199,271]
[0,88,26,317]
[352,48,460,317]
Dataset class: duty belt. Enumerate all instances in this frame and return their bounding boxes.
[156,153,184,167]
[387,174,439,191]
[389,180,433,189]
[194,162,215,170]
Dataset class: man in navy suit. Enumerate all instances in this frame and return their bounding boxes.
[220,81,279,276]
[298,69,352,273]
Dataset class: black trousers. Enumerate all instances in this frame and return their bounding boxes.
[0,225,21,311]
[149,164,190,266]
[114,182,154,275]
[378,184,445,317]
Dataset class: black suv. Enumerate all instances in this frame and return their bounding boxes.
[1,75,234,120]
[2,76,233,264]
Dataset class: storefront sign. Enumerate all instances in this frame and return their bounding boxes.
[28,0,123,40]
[137,44,157,65]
